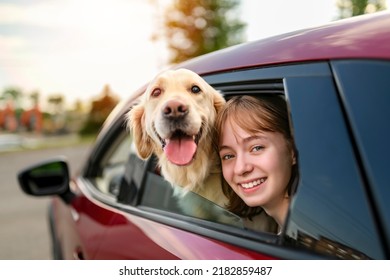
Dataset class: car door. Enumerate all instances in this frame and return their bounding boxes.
[75,60,387,259]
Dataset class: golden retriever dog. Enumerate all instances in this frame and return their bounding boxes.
[128,68,228,209]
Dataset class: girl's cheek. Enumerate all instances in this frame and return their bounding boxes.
[222,163,232,181]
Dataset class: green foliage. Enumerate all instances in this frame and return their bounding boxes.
[337,0,386,18]
[2,87,23,99]
[163,0,246,64]
[1,87,23,108]
[78,120,103,136]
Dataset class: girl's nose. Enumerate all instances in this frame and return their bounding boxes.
[234,153,253,176]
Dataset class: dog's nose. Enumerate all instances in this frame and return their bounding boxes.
[163,100,188,118]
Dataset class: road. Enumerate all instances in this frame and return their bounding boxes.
[0,144,92,259]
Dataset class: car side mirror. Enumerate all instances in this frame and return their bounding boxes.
[17,158,74,204]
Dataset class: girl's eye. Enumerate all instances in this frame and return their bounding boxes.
[191,85,201,94]
[252,145,264,152]
[221,154,234,161]
[151,88,161,97]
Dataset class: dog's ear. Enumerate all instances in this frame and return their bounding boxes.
[212,90,226,114]
[127,104,153,159]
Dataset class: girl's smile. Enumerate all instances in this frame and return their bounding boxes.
[239,177,266,191]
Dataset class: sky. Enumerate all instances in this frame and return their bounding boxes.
[0,0,388,109]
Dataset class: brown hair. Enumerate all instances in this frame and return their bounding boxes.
[215,95,298,218]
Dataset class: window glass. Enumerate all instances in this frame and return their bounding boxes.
[331,60,390,245]
[140,171,244,228]
[283,75,384,259]
[95,132,132,195]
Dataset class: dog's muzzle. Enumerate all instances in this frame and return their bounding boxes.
[153,119,203,166]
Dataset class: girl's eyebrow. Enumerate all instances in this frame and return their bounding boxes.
[219,135,267,152]
[219,145,230,152]
[243,135,267,143]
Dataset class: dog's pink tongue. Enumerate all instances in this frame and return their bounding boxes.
[164,136,196,166]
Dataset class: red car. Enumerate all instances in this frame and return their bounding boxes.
[18,11,390,259]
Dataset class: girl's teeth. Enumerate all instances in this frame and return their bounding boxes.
[241,178,265,189]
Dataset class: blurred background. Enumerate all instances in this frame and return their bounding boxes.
[0,0,388,259]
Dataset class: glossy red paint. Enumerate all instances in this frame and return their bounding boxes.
[67,180,276,260]
[180,12,390,75]
[52,197,83,259]
[105,213,277,260]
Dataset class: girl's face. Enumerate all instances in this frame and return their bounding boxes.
[219,118,295,212]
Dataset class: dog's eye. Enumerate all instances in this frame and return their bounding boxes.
[191,85,201,94]
[151,88,161,97]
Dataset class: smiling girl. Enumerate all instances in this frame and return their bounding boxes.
[216,95,298,231]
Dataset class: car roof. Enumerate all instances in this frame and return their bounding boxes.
[101,11,390,134]
[178,11,390,75]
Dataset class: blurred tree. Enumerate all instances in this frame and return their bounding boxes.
[2,87,22,100]
[30,91,40,106]
[65,99,88,133]
[47,94,66,134]
[337,0,386,18]
[0,87,22,131]
[2,87,23,108]
[20,91,43,133]
[48,94,65,114]
[161,0,245,64]
[73,99,84,113]
[79,85,119,136]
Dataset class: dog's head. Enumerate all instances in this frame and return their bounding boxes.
[128,68,225,167]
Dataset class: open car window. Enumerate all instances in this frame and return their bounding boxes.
[87,112,246,229]
[88,88,291,235]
